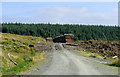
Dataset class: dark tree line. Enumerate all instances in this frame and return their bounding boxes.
[1,23,119,41]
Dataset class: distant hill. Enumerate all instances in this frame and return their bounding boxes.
[2,23,119,41]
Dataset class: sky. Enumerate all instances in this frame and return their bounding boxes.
[1,0,119,2]
[2,2,118,26]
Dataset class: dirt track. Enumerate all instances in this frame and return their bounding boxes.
[26,43,118,75]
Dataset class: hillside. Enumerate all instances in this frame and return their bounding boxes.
[74,40,120,67]
[75,40,120,58]
[1,33,46,75]
[2,23,119,41]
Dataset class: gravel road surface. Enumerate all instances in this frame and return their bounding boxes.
[26,43,118,75]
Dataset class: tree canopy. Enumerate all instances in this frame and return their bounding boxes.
[2,23,119,41]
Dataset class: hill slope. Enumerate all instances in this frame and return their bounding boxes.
[1,33,46,75]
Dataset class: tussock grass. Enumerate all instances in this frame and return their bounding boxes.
[1,33,46,75]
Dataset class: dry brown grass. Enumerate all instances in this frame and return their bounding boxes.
[75,50,104,59]
[76,39,119,59]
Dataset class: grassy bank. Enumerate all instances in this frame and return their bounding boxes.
[1,33,46,75]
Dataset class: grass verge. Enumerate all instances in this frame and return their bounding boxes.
[75,50,120,67]
[105,59,120,67]
[75,50,104,59]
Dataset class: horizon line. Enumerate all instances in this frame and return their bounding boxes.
[1,22,118,26]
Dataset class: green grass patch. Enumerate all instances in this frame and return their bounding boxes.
[2,61,33,75]
[106,60,120,67]
[85,50,92,53]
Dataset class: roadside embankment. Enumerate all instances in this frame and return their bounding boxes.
[1,33,46,75]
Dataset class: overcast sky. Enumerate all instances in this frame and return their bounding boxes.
[2,2,118,26]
